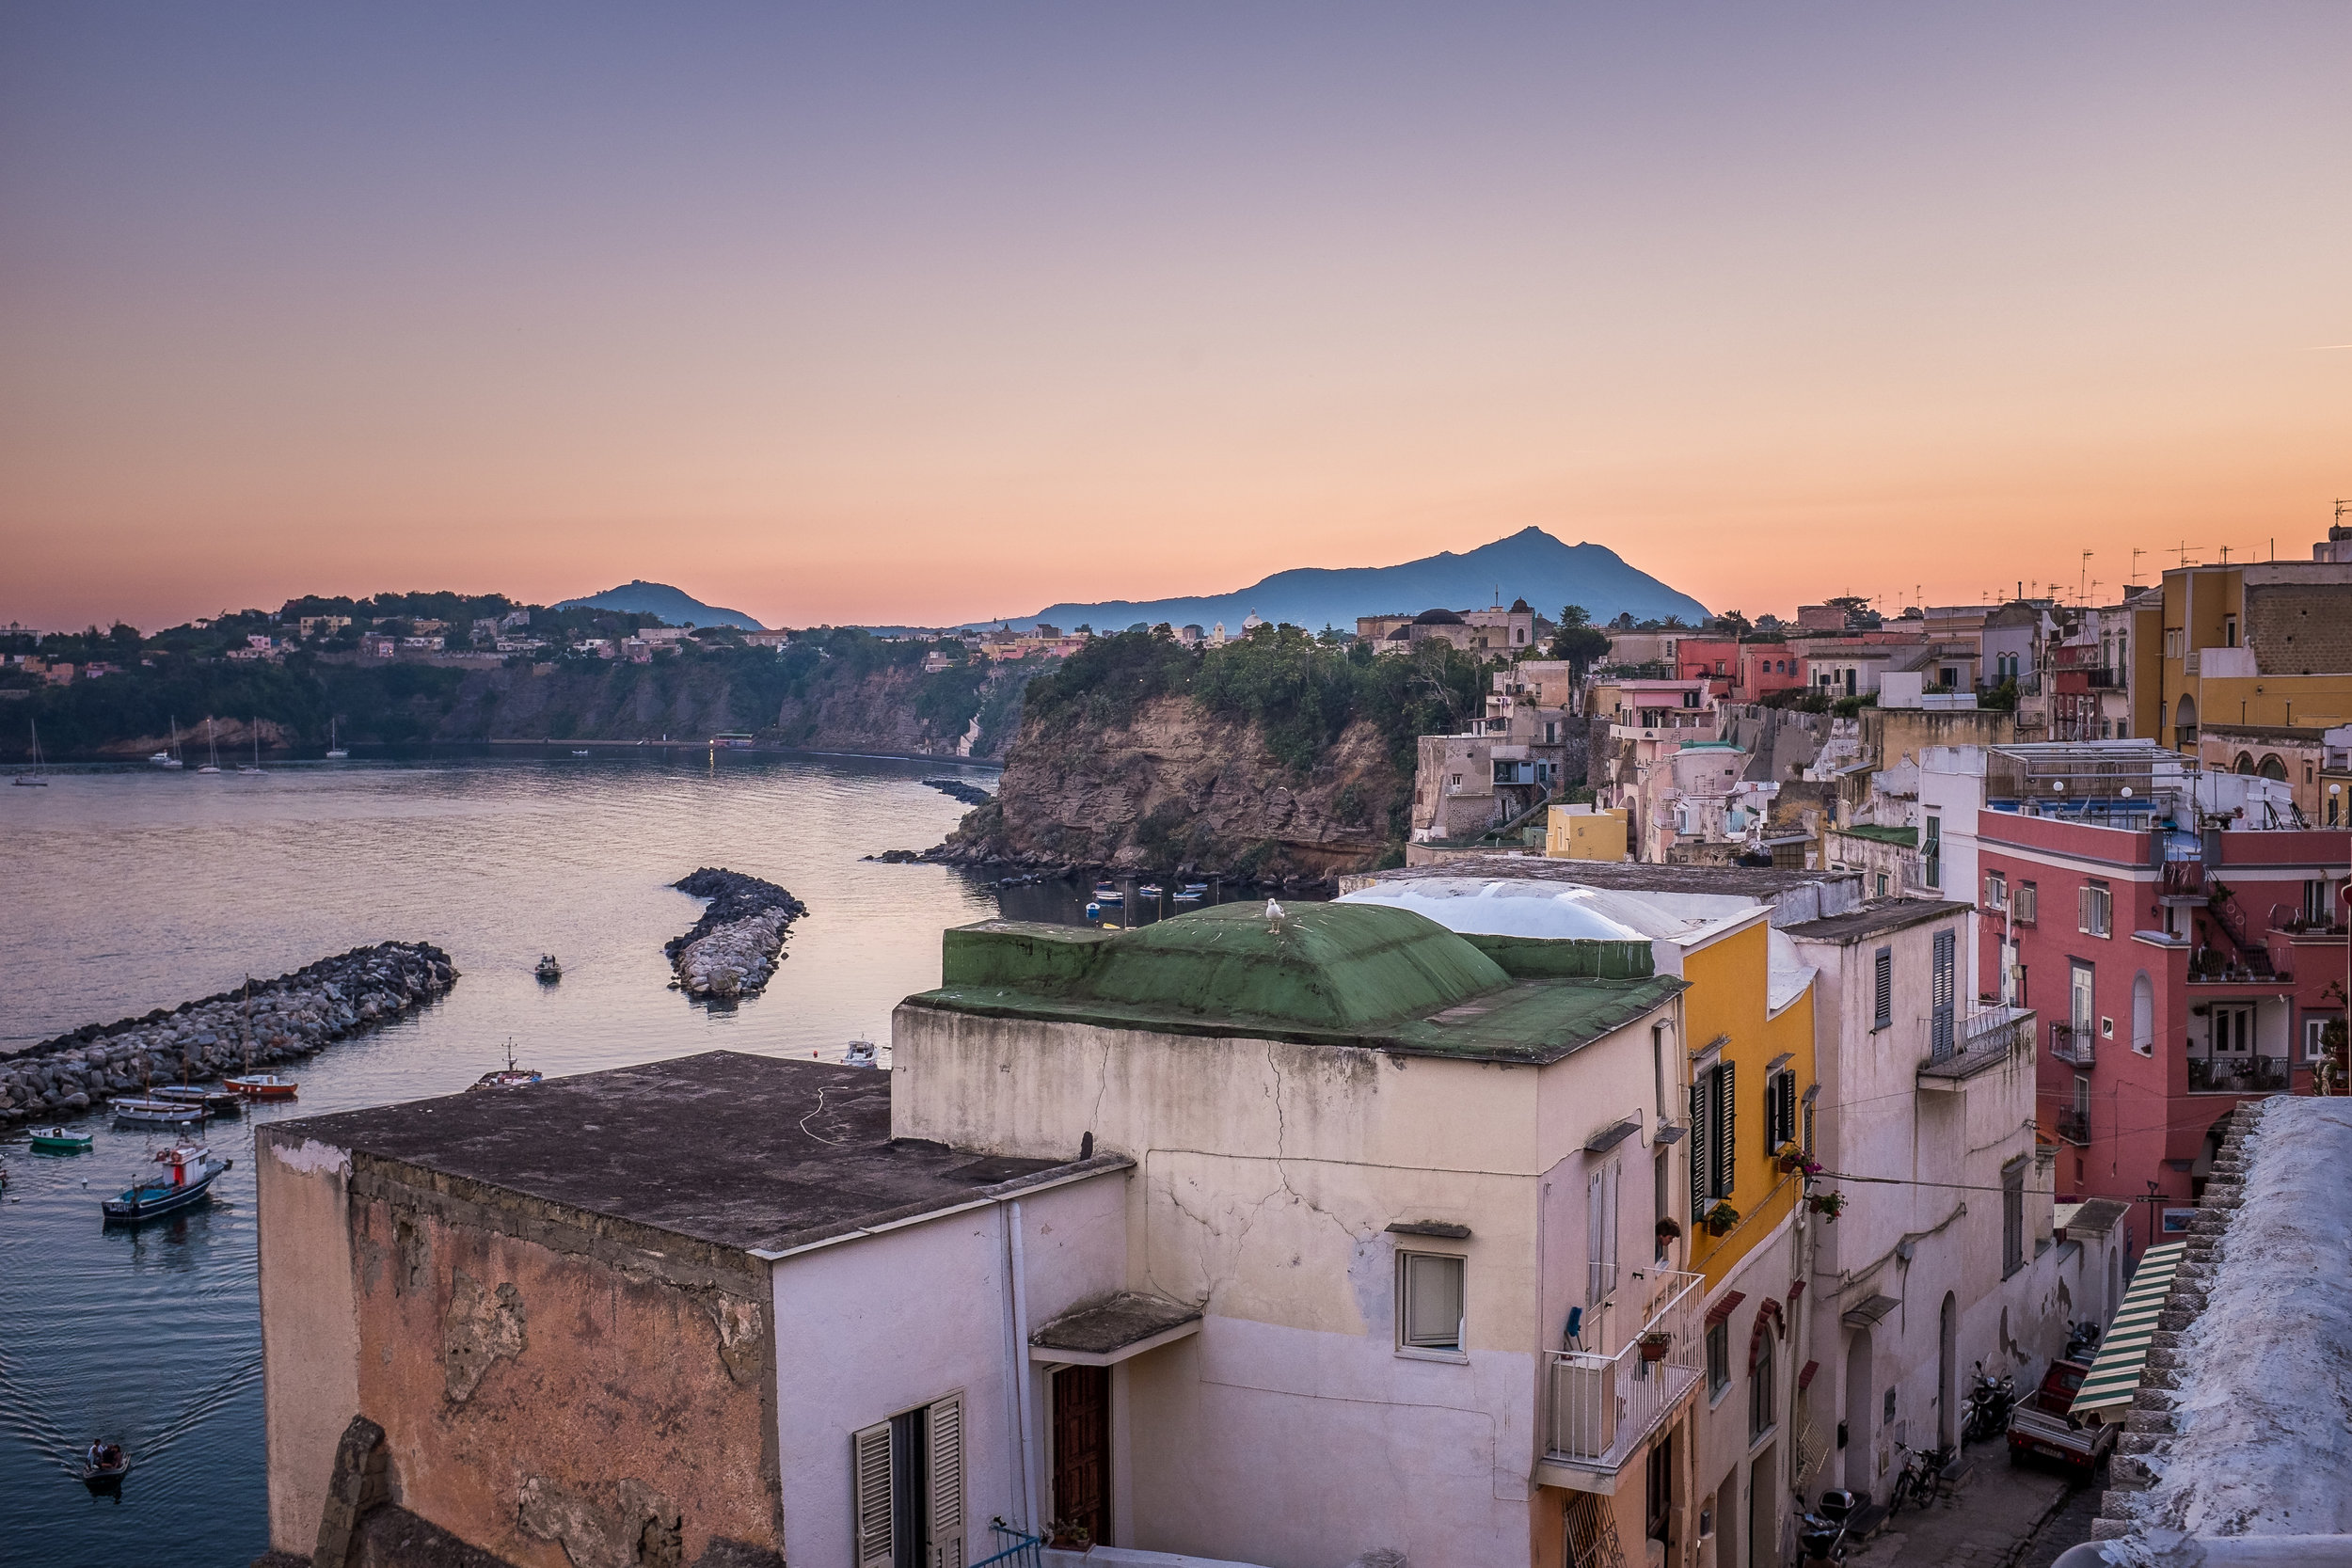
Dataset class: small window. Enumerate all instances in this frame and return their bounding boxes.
[2001,1160,2026,1279]
[2016,882,2039,924]
[1750,1328,1776,1439]
[852,1394,966,1568]
[1398,1251,1466,1354]
[1873,947,1893,1031]
[2079,881,2112,938]
[1765,1069,1797,1153]
[1706,1321,1730,1398]
[1985,870,2008,910]
[2308,1017,2340,1062]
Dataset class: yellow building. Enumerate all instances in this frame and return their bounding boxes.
[2132,559,2352,752]
[1546,804,1629,861]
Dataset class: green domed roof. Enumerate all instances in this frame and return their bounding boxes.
[1083,902,1509,1030]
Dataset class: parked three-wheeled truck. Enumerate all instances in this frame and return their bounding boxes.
[2006,1357,2118,1475]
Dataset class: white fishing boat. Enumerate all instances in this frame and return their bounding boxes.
[842,1039,880,1068]
[199,718,222,773]
[151,717,184,768]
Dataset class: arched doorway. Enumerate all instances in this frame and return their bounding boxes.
[1938,1293,1958,1449]
[1844,1332,1873,1493]
[2175,694,2198,749]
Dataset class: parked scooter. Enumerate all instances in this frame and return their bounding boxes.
[1963,1360,2018,1442]
[2065,1319,2104,1362]
[1798,1489,1865,1562]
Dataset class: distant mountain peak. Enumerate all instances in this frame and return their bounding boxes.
[553,580,766,630]
[977,528,1705,635]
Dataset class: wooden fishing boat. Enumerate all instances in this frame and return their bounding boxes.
[28,1126,94,1152]
[110,1097,206,1130]
[535,955,563,982]
[223,1073,298,1101]
[102,1141,231,1222]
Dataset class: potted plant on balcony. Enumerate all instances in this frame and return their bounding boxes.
[1639,1330,1674,1364]
[1806,1191,1847,1222]
[1048,1518,1094,1552]
[1704,1201,1741,1237]
[1775,1141,1822,1179]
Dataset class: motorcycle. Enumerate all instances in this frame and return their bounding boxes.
[1798,1489,1865,1562]
[1963,1360,2017,1442]
[2066,1319,2104,1362]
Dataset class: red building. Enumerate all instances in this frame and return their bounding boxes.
[1673,638,1806,703]
[1972,753,2347,1230]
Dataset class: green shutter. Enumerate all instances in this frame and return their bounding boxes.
[1718,1062,1736,1198]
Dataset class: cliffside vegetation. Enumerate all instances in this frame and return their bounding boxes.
[935,624,1499,881]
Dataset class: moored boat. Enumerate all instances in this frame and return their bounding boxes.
[469,1038,542,1091]
[325,716,348,759]
[223,1073,299,1101]
[110,1097,206,1130]
[842,1039,880,1068]
[1092,882,1123,903]
[29,1126,95,1153]
[13,719,48,785]
[1138,882,1164,897]
[102,1141,231,1222]
[150,1085,245,1116]
[535,954,563,982]
[1173,882,1208,901]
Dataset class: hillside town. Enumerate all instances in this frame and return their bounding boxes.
[208,524,2352,1568]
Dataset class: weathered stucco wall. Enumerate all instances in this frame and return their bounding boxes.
[891,1003,1680,1568]
[259,1131,362,1554]
[769,1174,1127,1566]
[344,1157,780,1567]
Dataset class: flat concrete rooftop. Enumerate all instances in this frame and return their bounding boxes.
[1367,856,1860,896]
[270,1050,1124,1258]
[1780,898,1971,943]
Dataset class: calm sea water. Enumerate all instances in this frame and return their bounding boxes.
[0,753,1263,1568]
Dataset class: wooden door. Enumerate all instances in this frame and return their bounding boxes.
[1051,1366,1110,1544]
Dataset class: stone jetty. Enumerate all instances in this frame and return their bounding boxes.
[665,868,805,1000]
[0,942,457,1125]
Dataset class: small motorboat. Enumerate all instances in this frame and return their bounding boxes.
[223,1073,299,1101]
[469,1038,543,1091]
[571,749,592,757]
[842,1039,880,1068]
[150,1085,244,1116]
[103,1141,231,1222]
[81,1441,131,1493]
[29,1126,94,1153]
[1092,882,1123,903]
[1137,883,1164,897]
[110,1097,206,1130]
[535,955,563,982]
[1174,882,1209,902]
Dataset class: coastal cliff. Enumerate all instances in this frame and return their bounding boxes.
[931,694,1402,882]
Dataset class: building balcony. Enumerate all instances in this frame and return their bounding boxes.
[2187,1055,2292,1094]
[2055,1107,2090,1146]
[2185,961,2291,987]
[1537,1268,1705,1494]
[1918,1005,2034,1090]
[2048,1022,2094,1068]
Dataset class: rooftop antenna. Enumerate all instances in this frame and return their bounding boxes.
[2218,545,2232,564]
[2079,551,2092,604]
[2130,547,2145,588]
[2176,540,2196,568]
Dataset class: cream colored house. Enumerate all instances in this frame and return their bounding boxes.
[894,902,1705,1568]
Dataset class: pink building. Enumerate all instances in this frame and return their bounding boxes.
[1970,745,2346,1227]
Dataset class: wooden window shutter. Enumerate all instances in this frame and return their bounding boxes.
[1689,1080,1709,1212]
[928,1395,966,1568]
[851,1421,893,1568]
[1716,1062,1736,1199]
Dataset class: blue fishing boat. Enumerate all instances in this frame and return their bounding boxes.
[111,1097,206,1130]
[1137,883,1164,897]
[1173,882,1209,902]
[102,1142,231,1222]
[1092,882,1123,903]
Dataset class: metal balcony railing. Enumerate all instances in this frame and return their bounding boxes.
[1542,1269,1705,1477]
[2187,1055,2291,1094]
[2055,1107,2090,1145]
[2048,1023,2094,1068]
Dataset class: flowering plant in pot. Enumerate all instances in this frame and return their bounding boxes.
[1048,1519,1094,1551]
[1775,1141,1822,1179]
[1806,1191,1846,1222]
[1704,1201,1741,1237]
[1638,1330,1674,1364]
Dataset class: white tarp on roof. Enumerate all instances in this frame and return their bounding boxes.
[1338,877,1757,944]
[2107,1097,2352,1544]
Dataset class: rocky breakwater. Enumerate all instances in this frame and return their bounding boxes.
[665,868,806,1000]
[0,942,457,1126]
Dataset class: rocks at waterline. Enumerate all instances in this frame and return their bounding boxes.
[665,868,806,1000]
[0,942,457,1126]
[922,777,994,807]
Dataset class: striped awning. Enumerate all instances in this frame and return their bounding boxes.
[2071,1241,2186,1425]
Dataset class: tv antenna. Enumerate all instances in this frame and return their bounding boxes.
[2129,547,2145,588]
[2079,551,2092,604]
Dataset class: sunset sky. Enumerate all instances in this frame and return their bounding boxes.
[3,4,2346,633]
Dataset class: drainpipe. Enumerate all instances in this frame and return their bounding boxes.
[1009,1198,1042,1533]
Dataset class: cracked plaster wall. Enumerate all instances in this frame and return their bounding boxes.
[260,1131,363,1555]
